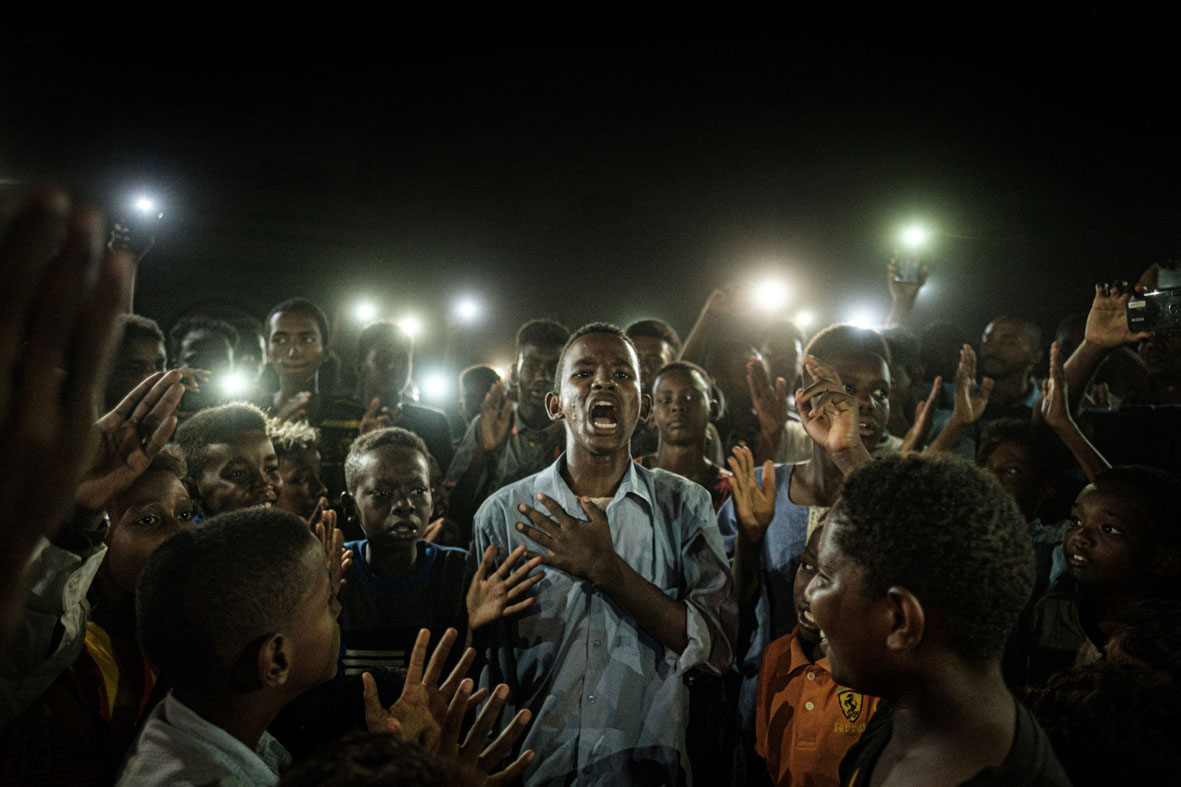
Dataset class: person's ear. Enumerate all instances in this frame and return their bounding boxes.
[509,360,520,388]
[341,492,358,524]
[545,391,563,421]
[638,392,651,424]
[708,395,720,422]
[884,586,925,652]
[256,632,290,688]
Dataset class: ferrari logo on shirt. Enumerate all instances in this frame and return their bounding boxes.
[838,688,864,723]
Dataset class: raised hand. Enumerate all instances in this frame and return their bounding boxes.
[887,256,929,302]
[466,544,545,630]
[747,357,789,439]
[276,391,312,423]
[900,375,942,453]
[478,380,514,453]
[726,445,777,546]
[1083,281,1153,350]
[360,396,400,435]
[796,355,867,467]
[516,494,616,585]
[75,370,185,513]
[440,681,534,786]
[362,628,482,746]
[1037,341,1073,433]
[313,511,351,592]
[0,190,130,648]
[950,345,993,426]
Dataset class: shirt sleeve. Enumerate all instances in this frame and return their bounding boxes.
[678,485,738,677]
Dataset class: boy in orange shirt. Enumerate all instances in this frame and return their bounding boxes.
[755,524,878,786]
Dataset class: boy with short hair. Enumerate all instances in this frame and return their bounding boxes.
[269,418,329,522]
[625,318,683,457]
[175,401,282,516]
[104,314,168,411]
[641,360,733,511]
[446,319,570,525]
[118,509,340,785]
[806,454,1069,786]
[755,524,879,787]
[474,322,736,785]
[340,427,539,678]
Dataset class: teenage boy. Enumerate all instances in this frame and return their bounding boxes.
[641,361,733,511]
[805,454,1069,786]
[625,318,682,457]
[754,525,879,787]
[104,314,168,411]
[446,319,570,525]
[339,427,541,677]
[262,297,360,506]
[354,320,455,472]
[269,418,329,522]
[474,323,737,785]
[174,402,281,517]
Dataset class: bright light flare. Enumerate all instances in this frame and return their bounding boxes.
[794,310,816,329]
[134,196,155,214]
[421,372,450,402]
[454,297,481,323]
[219,370,252,398]
[901,224,929,249]
[353,301,378,323]
[398,314,423,339]
[844,308,882,330]
[751,277,791,313]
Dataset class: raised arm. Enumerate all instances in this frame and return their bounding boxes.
[1037,341,1110,481]
[1064,281,1152,416]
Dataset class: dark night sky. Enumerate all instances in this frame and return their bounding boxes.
[3,19,1179,393]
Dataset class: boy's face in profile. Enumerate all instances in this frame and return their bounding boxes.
[548,333,649,459]
[268,311,325,386]
[650,368,712,448]
[823,351,891,450]
[195,430,282,516]
[105,471,198,594]
[630,336,677,396]
[106,336,167,408]
[792,526,825,649]
[276,448,327,521]
[514,342,563,416]
[350,445,433,553]
[1065,480,1157,591]
[284,540,342,690]
[805,513,885,693]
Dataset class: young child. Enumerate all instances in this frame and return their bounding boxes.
[755,524,879,787]
[1024,465,1181,686]
[339,427,540,678]
[641,361,733,511]
[174,401,282,517]
[805,454,1068,786]
[269,417,329,522]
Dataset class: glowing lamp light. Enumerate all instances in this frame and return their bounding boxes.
[454,297,481,323]
[134,196,155,214]
[353,301,378,323]
[751,277,790,313]
[421,372,450,402]
[220,370,252,398]
[794,310,816,329]
[901,224,929,249]
[398,314,423,339]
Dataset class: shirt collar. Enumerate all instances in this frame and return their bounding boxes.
[533,453,654,515]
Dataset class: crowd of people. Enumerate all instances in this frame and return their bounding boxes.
[1,188,1179,786]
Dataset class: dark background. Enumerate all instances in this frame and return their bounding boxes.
[3,17,1178,398]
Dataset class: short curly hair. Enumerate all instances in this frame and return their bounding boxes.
[830,453,1034,660]
[625,319,682,355]
[267,418,320,460]
[344,427,431,495]
[265,297,331,345]
[515,319,570,355]
[175,402,270,479]
[560,322,638,370]
[805,324,891,366]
